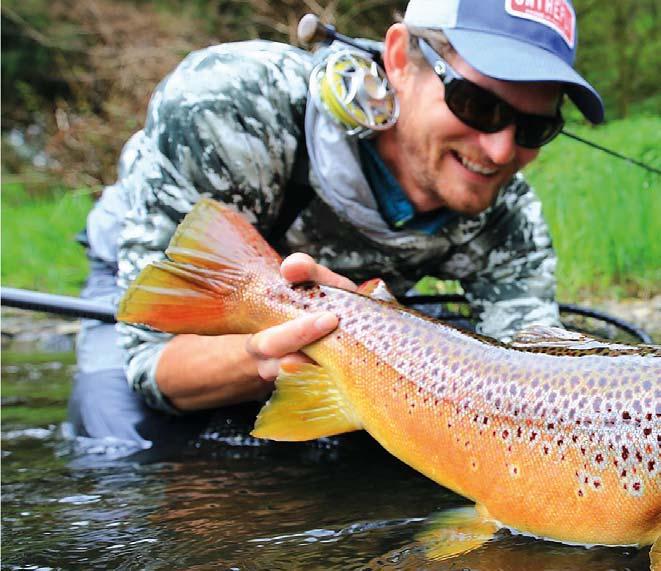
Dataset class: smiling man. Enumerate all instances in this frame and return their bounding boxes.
[69,0,604,449]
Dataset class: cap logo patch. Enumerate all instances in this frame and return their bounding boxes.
[505,0,576,48]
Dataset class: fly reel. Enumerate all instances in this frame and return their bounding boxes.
[309,50,399,137]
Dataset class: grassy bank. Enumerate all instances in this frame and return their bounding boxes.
[1,182,94,295]
[525,114,660,301]
[1,115,659,300]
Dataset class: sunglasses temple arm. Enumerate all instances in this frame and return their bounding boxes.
[561,130,661,175]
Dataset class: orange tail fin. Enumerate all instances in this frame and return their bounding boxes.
[117,198,281,335]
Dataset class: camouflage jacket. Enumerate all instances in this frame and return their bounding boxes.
[86,40,560,414]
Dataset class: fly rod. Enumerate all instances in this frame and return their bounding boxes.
[1,286,652,343]
[1,287,116,323]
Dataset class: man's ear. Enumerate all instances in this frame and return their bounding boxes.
[382,23,412,90]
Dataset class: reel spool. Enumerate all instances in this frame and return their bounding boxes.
[309,50,399,137]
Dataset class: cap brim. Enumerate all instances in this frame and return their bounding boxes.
[444,28,605,123]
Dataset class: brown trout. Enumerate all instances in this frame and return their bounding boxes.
[118,198,660,564]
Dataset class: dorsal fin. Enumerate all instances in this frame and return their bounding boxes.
[510,325,634,351]
[357,278,399,304]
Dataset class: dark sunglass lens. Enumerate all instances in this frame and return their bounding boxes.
[516,114,564,148]
[446,81,513,132]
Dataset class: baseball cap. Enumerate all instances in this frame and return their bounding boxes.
[404,0,604,123]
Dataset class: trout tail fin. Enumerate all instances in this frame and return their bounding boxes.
[117,198,281,335]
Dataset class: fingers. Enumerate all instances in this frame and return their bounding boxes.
[281,253,357,291]
[250,252,349,382]
[247,312,338,359]
[246,312,338,381]
[256,353,313,381]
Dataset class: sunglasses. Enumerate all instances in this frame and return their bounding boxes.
[417,38,564,149]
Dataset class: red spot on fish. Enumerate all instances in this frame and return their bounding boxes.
[648,460,656,472]
[595,453,604,464]
[516,427,522,438]
[578,489,584,497]
[543,446,550,455]
[594,480,601,489]
[621,446,630,461]
[633,482,641,492]
[643,428,652,437]
[635,451,643,463]
[547,422,555,430]
[530,432,537,442]
[622,411,631,420]
[502,430,509,439]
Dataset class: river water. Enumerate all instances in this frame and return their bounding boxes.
[1,352,651,570]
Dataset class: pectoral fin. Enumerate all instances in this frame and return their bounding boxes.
[417,505,500,561]
[651,535,660,571]
[251,362,362,441]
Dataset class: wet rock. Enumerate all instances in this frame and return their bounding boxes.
[2,308,81,353]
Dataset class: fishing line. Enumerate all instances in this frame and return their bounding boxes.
[561,130,660,175]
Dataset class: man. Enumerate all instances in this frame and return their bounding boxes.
[67,0,604,452]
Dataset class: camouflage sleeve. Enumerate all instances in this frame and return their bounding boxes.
[114,42,311,413]
[460,174,562,342]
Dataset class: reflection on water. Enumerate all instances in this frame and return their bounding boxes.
[1,354,651,570]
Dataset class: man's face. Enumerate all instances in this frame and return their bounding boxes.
[380,30,561,216]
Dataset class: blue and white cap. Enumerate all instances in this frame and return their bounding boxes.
[404,0,604,123]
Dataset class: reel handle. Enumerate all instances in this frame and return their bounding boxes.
[297,13,382,60]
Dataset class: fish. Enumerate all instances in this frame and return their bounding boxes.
[118,198,661,565]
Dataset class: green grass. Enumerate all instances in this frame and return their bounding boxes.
[1,182,94,295]
[524,115,660,301]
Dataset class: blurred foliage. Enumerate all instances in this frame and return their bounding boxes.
[1,181,94,294]
[1,0,658,189]
[525,116,660,301]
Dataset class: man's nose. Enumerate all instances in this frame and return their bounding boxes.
[478,124,517,165]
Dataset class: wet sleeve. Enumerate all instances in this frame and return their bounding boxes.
[113,46,309,413]
[460,176,561,342]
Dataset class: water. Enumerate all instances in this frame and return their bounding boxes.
[1,353,651,570]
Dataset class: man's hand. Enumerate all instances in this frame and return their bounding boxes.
[245,253,356,380]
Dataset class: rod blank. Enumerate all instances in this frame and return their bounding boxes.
[1,287,116,323]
